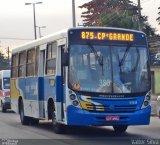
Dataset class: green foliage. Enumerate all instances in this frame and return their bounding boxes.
[0,52,9,70]
[100,12,139,30]
[79,0,156,36]
[156,6,160,25]
[79,0,138,27]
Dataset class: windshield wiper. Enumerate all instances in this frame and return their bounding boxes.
[131,47,140,72]
[119,43,132,67]
[86,41,104,75]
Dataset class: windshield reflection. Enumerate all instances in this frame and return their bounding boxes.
[69,44,150,94]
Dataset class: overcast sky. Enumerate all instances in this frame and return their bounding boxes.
[0,0,160,52]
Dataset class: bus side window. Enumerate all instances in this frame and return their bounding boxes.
[11,54,19,78]
[26,48,35,76]
[46,42,57,75]
[35,47,40,76]
[19,51,26,77]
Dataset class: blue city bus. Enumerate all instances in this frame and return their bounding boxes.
[11,27,151,134]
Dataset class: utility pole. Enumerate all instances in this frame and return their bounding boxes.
[72,0,76,27]
[33,3,37,39]
[138,0,142,31]
[25,2,43,40]
[7,47,10,62]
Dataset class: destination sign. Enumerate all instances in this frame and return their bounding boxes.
[81,31,134,42]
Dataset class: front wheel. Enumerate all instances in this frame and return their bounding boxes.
[52,111,65,134]
[30,118,39,125]
[19,100,30,125]
[113,125,128,134]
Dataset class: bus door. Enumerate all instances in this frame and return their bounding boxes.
[38,44,46,118]
[56,38,67,122]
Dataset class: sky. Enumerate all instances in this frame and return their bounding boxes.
[0,0,160,54]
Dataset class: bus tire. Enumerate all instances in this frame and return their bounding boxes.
[159,111,160,119]
[113,125,128,134]
[30,118,39,125]
[52,111,65,134]
[19,100,30,125]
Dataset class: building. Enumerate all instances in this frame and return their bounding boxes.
[148,36,160,115]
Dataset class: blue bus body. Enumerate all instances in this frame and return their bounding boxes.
[11,27,151,132]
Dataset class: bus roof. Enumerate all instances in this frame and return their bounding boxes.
[12,29,68,54]
[12,27,145,54]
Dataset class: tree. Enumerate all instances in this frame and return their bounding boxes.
[142,16,156,36]
[156,6,160,25]
[79,0,138,27]
[79,0,156,36]
[100,12,139,29]
[0,51,9,70]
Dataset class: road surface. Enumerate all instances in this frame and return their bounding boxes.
[0,110,159,145]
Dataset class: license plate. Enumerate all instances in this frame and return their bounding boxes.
[106,116,120,121]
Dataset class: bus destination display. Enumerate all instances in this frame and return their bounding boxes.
[81,31,134,42]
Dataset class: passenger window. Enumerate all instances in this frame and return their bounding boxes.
[11,54,19,78]
[46,42,57,75]
[26,48,35,76]
[35,47,40,76]
[19,51,26,77]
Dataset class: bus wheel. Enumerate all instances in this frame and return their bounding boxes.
[159,111,160,119]
[52,111,65,134]
[1,102,6,113]
[19,100,30,125]
[30,118,39,125]
[113,125,128,134]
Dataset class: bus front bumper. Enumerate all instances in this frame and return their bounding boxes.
[67,106,151,126]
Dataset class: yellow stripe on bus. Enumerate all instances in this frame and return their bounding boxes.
[10,79,21,99]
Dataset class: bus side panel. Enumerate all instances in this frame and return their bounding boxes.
[25,77,39,118]
[10,78,25,113]
[43,75,56,119]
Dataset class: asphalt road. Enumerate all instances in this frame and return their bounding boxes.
[0,110,160,145]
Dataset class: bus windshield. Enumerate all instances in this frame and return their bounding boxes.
[69,44,150,94]
[3,78,10,89]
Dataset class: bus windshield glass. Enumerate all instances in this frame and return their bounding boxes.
[69,44,150,94]
[3,78,10,89]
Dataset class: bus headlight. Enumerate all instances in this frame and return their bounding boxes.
[146,95,151,101]
[69,94,76,100]
[141,92,151,109]
[72,100,79,106]
[68,90,80,108]
[144,101,149,106]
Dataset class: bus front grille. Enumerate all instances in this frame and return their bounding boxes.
[85,104,138,113]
